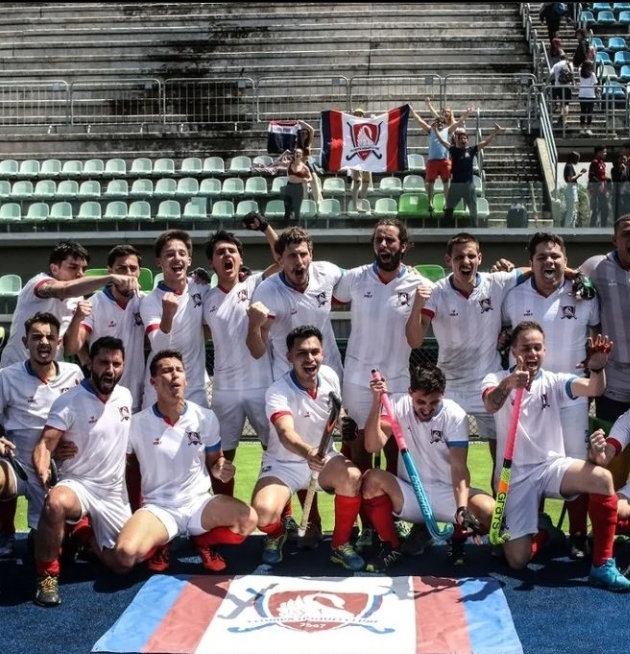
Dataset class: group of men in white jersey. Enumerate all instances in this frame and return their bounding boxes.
[3,214,630,604]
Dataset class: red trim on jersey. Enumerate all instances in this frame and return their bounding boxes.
[608,437,623,456]
[482,387,496,400]
[270,410,292,424]
[146,323,161,335]
[80,322,92,334]
[331,297,348,307]
[421,308,435,318]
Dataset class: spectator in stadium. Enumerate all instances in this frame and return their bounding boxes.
[482,322,630,593]
[549,36,565,68]
[348,107,373,213]
[362,365,494,572]
[251,325,364,571]
[283,148,312,225]
[578,60,599,137]
[0,240,138,369]
[431,123,504,227]
[112,350,257,575]
[296,119,323,204]
[573,28,594,71]
[539,2,564,43]
[32,337,132,607]
[549,53,574,129]
[563,151,586,228]
[0,313,83,560]
[587,145,611,228]
[610,152,630,221]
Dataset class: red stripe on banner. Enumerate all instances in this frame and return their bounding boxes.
[385,106,401,172]
[413,576,472,654]
[143,576,231,653]
[328,111,344,172]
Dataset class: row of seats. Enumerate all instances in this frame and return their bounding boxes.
[583,8,630,24]
[0,154,429,180]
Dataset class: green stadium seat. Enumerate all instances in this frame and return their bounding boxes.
[348,199,372,217]
[24,202,49,222]
[153,158,176,176]
[414,264,446,282]
[300,199,318,223]
[183,198,207,221]
[477,197,491,220]
[130,157,153,176]
[0,202,21,226]
[228,156,252,174]
[203,156,225,175]
[407,153,426,172]
[253,154,273,167]
[378,176,403,196]
[103,200,128,221]
[40,159,62,178]
[128,200,152,222]
[199,178,222,197]
[153,272,164,288]
[180,157,203,175]
[0,273,22,310]
[104,179,129,198]
[156,199,182,221]
[138,268,154,291]
[398,192,429,221]
[33,180,57,200]
[175,177,199,197]
[77,180,101,198]
[235,200,260,220]
[317,198,342,227]
[0,180,10,200]
[245,176,268,196]
[222,177,245,197]
[61,160,83,178]
[82,158,105,178]
[17,159,40,178]
[271,177,288,195]
[154,178,178,198]
[76,201,101,221]
[130,178,154,198]
[56,180,79,199]
[373,197,398,218]
[210,200,235,223]
[11,181,34,200]
[402,174,425,192]
[0,159,19,179]
[322,177,346,196]
[49,201,73,222]
[264,199,285,220]
[104,158,127,177]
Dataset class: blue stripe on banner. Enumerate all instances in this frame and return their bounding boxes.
[459,577,524,654]
[92,575,187,653]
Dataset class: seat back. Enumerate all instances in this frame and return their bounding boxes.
[414,264,446,282]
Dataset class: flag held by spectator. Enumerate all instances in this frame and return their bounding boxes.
[267,120,300,154]
[320,105,409,173]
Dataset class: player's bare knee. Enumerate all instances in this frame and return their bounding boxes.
[42,491,71,521]
[361,468,384,498]
[504,548,530,570]
[235,506,258,535]
[592,466,614,495]
[113,543,138,572]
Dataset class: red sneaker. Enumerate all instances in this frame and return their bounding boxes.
[147,545,170,572]
[197,546,226,572]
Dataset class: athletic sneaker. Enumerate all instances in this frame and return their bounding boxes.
[262,532,287,565]
[35,573,61,607]
[147,545,170,573]
[355,527,377,556]
[447,538,467,566]
[569,532,590,560]
[0,532,15,558]
[401,523,434,556]
[330,543,365,571]
[297,521,322,550]
[197,546,227,572]
[282,515,300,543]
[394,520,412,542]
[589,558,630,592]
[365,542,403,573]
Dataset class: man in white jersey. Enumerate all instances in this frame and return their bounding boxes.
[362,364,494,572]
[0,240,138,369]
[0,313,83,557]
[482,321,630,592]
[141,230,209,409]
[251,325,364,571]
[407,233,528,475]
[113,350,257,575]
[64,244,146,413]
[32,336,133,607]
[502,232,600,559]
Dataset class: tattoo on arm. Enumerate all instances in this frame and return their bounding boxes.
[36,281,58,299]
[488,385,509,408]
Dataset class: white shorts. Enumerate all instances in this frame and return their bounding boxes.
[141,493,215,541]
[212,387,270,449]
[560,398,589,460]
[446,388,497,440]
[394,479,458,524]
[1,457,46,530]
[258,451,344,494]
[57,479,131,550]
[502,457,579,540]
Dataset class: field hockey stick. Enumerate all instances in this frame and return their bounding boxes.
[297,391,342,538]
[371,369,453,541]
[488,386,524,545]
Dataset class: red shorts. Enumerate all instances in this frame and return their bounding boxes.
[426,158,451,183]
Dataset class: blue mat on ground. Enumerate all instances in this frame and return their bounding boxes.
[3,533,630,654]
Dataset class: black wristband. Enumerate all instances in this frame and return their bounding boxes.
[456,506,467,516]
[589,367,605,373]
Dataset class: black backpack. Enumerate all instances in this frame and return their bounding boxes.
[506,204,529,228]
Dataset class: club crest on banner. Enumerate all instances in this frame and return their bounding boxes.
[346,120,383,163]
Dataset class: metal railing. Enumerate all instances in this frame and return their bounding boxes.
[0,81,70,126]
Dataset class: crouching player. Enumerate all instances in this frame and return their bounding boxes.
[113,350,257,574]
[362,364,494,572]
[251,325,364,571]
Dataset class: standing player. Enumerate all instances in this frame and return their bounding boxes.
[0,240,139,368]
[251,325,364,571]
[113,350,258,574]
[141,230,209,409]
[482,322,630,592]
[502,232,600,559]
[362,365,494,572]
[0,313,83,557]
[202,217,279,495]
[31,337,133,607]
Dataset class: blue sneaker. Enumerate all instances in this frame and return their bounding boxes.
[330,543,365,571]
[262,532,287,565]
[589,558,630,592]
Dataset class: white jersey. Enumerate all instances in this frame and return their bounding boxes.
[422,271,520,392]
[81,287,146,412]
[251,262,344,380]
[141,279,209,408]
[609,409,630,453]
[45,381,133,492]
[502,278,600,374]
[389,394,469,491]
[128,401,221,507]
[0,360,83,459]
[334,263,433,392]
[203,273,272,391]
[0,273,80,368]
[481,369,578,480]
[265,364,341,463]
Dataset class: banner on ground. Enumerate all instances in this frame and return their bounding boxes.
[320,105,409,173]
[92,573,523,654]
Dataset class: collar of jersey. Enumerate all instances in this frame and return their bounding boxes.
[448,272,481,292]
[152,401,189,423]
[25,360,59,381]
[530,276,567,296]
[157,280,183,296]
[279,271,309,292]
[290,370,321,394]
[371,261,405,282]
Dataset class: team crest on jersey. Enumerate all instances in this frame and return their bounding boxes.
[430,429,444,444]
[238,289,249,303]
[561,305,577,319]
[540,393,550,410]
[119,406,130,421]
[479,297,493,313]
[397,291,409,306]
[316,292,327,307]
[186,431,202,445]
[133,311,143,326]
[191,293,203,308]
[346,119,383,163]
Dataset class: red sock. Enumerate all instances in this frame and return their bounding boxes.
[363,495,399,548]
[530,530,549,559]
[211,476,235,497]
[0,497,17,534]
[192,526,245,548]
[281,500,292,520]
[36,558,60,576]
[331,494,361,549]
[616,517,630,535]
[589,493,618,566]
[297,489,321,524]
[567,494,589,535]
[125,453,143,513]
[259,520,284,539]
[70,516,93,545]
